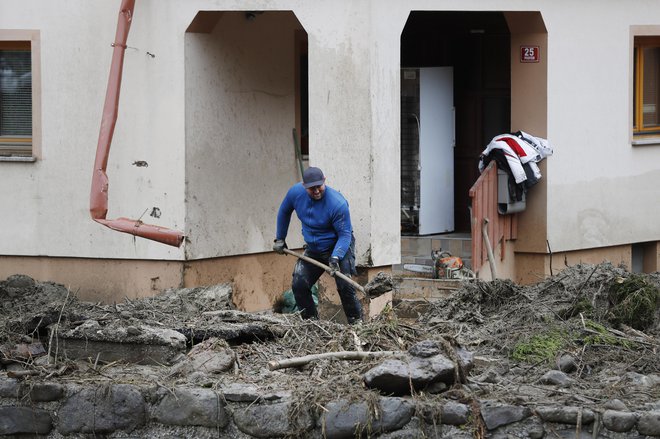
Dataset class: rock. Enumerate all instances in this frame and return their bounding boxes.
[644,401,660,411]
[167,356,194,377]
[604,398,629,411]
[557,354,577,373]
[408,340,441,358]
[363,355,455,395]
[321,397,414,439]
[126,325,141,335]
[535,406,595,425]
[440,401,471,426]
[0,378,18,398]
[57,384,146,434]
[539,370,573,387]
[602,409,637,432]
[19,382,65,401]
[489,416,545,439]
[480,401,531,430]
[0,407,52,435]
[188,338,236,373]
[637,411,660,436]
[188,371,215,387]
[233,400,314,438]
[152,387,229,428]
[417,400,470,426]
[221,383,262,402]
[623,371,660,388]
[4,274,36,289]
[455,346,474,373]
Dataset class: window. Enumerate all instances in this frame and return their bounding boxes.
[0,31,38,159]
[633,36,660,138]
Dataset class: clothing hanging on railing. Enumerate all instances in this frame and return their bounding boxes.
[478,131,553,201]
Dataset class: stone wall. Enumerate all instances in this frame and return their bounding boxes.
[1,378,659,438]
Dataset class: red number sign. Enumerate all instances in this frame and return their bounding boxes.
[520,46,540,63]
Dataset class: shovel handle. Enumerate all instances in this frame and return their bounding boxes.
[282,248,366,295]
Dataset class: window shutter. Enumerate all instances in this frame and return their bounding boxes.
[0,49,32,154]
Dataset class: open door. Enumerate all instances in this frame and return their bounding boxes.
[419,67,454,234]
[400,67,455,235]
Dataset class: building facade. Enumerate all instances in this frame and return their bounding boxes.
[1,0,659,308]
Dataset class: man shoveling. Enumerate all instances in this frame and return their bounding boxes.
[273,167,363,324]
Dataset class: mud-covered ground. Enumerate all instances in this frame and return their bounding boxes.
[0,262,658,415]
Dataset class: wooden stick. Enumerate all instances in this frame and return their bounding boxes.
[48,287,71,366]
[267,350,401,371]
[7,369,41,378]
[282,248,367,298]
[482,218,497,280]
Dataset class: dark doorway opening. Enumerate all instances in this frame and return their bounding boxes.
[400,11,511,235]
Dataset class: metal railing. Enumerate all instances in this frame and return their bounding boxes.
[468,161,517,276]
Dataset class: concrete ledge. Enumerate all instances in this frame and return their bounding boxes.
[54,338,184,366]
[393,277,462,300]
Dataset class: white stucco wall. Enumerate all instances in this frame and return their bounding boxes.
[0,0,186,260]
[542,5,660,252]
[184,11,303,259]
[297,1,377,264]
[2,0,660,269]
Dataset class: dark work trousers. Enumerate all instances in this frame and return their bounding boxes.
[291,238,363,324]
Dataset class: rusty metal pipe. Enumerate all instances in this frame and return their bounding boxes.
[90,0,184,247]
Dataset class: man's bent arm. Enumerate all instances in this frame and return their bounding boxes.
[276,192,295,240]
[331,206,353,259]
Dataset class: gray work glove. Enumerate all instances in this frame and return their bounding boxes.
[328,256,340,276]
[273,239,287,254]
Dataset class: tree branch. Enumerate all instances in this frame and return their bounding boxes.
[267,350,402,371]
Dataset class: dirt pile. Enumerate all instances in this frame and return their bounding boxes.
[0,262,659,434]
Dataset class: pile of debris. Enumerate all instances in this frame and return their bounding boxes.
[0,263,658,438]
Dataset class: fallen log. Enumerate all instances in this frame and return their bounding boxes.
[267,350,402,371]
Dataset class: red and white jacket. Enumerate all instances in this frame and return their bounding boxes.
[478,132,553,184]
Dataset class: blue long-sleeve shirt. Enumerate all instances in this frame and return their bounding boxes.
[276,183,353,259]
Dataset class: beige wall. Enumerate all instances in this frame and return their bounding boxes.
[183,251,391,313]
[505,12,548,255]
[183,251,297,312]
[0,256,183,303]
[482,241,637,285]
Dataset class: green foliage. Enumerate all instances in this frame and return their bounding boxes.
[583,320,634,348]
[558,298,593,319]
[511,330,566,364]
[608,275,659,330]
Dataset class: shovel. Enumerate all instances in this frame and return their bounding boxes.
[281,248,392,299]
